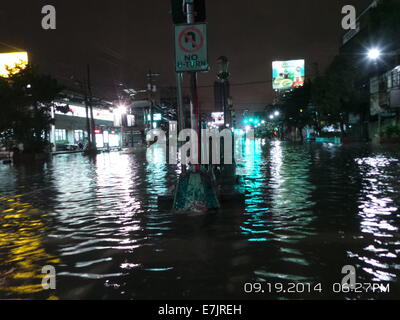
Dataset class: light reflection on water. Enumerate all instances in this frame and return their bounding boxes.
[0,142,399,299]
[353,155,399,283]
[240,141,317,286]
[0,196,60,298]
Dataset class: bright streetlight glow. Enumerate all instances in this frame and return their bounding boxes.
[269,115,274,120]
[274,111,280,116]
[117,105,127,114]
[368,48,381,60]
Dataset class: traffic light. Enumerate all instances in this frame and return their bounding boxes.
[171,0,206,24]
[171,0,186,24]
[194,0,206,23]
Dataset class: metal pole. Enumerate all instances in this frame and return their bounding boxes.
[87,64,96,151]
[84,85,92,148]
[186,0,200,172]
[186,0,194,24]
[148,70,154,130]
[176,72,186,173]
[176,73,185,131]
[222,82,227,127]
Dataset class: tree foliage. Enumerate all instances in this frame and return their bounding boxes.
[311,55,367,134]
[0,65,63,153]
[369,0,400,47]
[280,81,314,133]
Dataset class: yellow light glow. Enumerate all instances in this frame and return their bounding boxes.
[0,51,28,77]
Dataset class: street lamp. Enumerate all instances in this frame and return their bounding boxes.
[216,56,230,81]
[368,48,382,60]
[117,104,127,114]
[216,56,231,127]
[274,111,280,117]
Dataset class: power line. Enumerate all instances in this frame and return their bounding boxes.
[177,79,274,89]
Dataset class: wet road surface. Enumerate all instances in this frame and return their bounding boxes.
[0,141,399,299]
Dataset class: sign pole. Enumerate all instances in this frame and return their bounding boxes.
[186,0,200,172]
[176,72,186,173]
[171,0,219,212]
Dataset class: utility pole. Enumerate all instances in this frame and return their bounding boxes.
[73,77,92,150]
[87,64,97,153]
[85,89,92,149]
[146,70,160,130]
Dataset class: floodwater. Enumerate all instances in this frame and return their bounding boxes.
[0,141,399,300]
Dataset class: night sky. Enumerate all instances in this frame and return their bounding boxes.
[0,0,371,113]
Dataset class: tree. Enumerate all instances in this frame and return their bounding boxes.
[312,55,365,137]
[369,0,400,48]
[0,65,63,153]
[281,81,314,141]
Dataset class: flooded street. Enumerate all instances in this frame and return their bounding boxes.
[0,141,399,300]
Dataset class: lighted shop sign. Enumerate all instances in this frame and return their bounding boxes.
[0,52,28,78]
[55,104,114,122]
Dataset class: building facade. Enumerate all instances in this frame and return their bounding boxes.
[340,0,400,140]
[51,93,135,151]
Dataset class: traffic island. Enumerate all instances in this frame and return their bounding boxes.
[158,166,245,213]
[173,171,220,214]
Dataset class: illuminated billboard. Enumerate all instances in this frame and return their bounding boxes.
[272,59,305,90]
[0,52,28,78]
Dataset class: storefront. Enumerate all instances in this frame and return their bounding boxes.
[51,102,123,151]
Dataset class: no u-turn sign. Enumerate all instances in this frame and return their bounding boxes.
[175,23,208,72]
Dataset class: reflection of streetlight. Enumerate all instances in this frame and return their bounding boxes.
[368,48,381,60]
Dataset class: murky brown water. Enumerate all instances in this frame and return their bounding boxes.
[0,141,399,299]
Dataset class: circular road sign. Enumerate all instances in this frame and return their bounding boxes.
[178,27,205,54]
